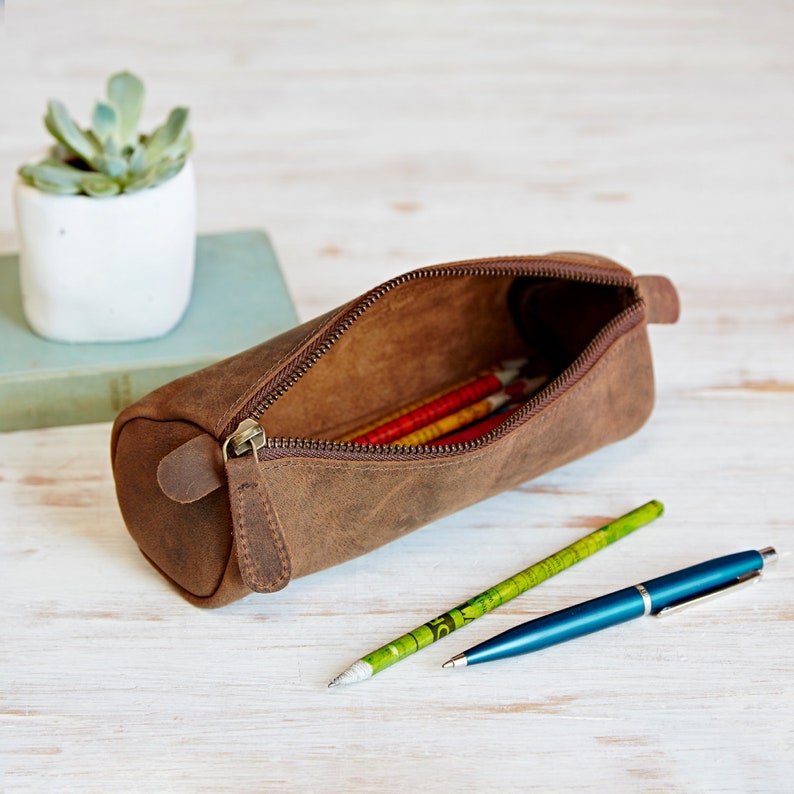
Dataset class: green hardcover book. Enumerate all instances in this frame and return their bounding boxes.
[0,230,299,432]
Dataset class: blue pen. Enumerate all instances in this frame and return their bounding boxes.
[442,547,777,669]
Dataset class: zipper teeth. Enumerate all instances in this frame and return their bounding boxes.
[237,259,635,426]
[255,300,644,461]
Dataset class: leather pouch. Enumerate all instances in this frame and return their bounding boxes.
[111,253,679,607]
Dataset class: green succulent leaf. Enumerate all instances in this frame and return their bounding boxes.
[44,100,100,166]
[149,156,186,187]
[83,129,104,157]
[91,101,121,148]
[160,130,193,162]
[19,160,88,194]
[28,177,79,195]
[103,135,121,158]
[93,154,128,179]
[143,107,190,165]
[79,172,122,197]
[107,71,144,150]
[30,72,191,196]
[127,143,148,175]
[123,156,185,192]
[19,172,79,195]
[122,170,157,193]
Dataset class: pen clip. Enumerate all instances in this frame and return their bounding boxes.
[654,570,763,618]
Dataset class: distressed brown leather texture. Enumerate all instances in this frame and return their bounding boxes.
[111,254,679,608]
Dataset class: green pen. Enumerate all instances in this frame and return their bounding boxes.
[328,500,664,687]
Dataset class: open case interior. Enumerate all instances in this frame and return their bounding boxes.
[260,273,638,443]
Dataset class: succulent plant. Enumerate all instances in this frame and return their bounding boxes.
[19,71,192,197]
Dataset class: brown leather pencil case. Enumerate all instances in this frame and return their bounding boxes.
[111,252,679,607]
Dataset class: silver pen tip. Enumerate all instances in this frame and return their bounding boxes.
[760,547,778,564]
[442,653,467,669]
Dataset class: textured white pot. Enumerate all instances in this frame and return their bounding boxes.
[13,160,196,343]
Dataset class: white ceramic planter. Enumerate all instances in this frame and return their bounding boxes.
[13,160,197,343]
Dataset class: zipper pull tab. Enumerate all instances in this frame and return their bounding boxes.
[223,419,292,594]
[222,418,266,461]
[158,418,266,504]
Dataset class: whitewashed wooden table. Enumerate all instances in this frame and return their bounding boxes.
[1,2,792,791]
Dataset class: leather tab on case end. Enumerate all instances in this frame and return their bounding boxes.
[637,275,680,324]
[157,433,225,504]
[226,453,292,593]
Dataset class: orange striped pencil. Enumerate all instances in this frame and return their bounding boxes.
[392,375,546,447]
[338,358,526,442]
[350,365,523,446]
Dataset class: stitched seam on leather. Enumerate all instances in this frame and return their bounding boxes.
[258,482,291,589]
[232,482,259,589]
[234,480,290,591]
[257,326,644,475]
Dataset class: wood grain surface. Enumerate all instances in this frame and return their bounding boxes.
[1,2,792,791]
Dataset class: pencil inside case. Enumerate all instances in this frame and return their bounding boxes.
[260,273,636,446]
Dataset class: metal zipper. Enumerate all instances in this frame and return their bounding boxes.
[222,258,642,461]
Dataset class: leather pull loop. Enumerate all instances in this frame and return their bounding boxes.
[225,452,292,593]
[158,433,225,504]
[637,275,680,325]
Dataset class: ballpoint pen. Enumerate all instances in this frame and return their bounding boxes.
[328,500,664,687]
[443,546,777,669]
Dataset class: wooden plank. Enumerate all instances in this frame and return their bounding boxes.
[0,1,792,791]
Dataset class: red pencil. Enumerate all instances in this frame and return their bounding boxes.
[393,375,546,447]
[350,361,525,446]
